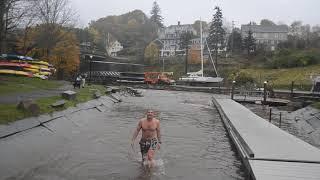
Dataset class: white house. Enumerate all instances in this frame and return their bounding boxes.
[158,22,197,56]
[106,40,123,57]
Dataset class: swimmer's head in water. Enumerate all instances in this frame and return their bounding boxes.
[146,110,154,120]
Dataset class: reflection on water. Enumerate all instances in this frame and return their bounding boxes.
[0,90,245,180]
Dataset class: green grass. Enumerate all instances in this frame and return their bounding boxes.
[238,65,320,90]
[0,76,62,95]
[0,84,106,124]
[0,104,27,124]
[311,101,320,110]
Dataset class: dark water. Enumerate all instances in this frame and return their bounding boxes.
[0,90,245,180]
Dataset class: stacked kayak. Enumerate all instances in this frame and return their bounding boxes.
[0,62,33,77]
[0,69,33,77]
[0,54,56,79]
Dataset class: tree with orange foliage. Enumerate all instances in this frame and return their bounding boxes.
[188,47,201,64]
[49,30,80,80]
[15,27,39,56]
[144,42,159,65]
[15,27,80,79]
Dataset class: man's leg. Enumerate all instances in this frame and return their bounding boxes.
[140,142,148,164]
[147,149,155,168]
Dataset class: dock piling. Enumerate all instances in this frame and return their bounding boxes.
[291,81,294,98]
[269,108,272,123]
[279,112,282,128]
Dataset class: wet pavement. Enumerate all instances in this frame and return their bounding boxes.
[0,90,246,180]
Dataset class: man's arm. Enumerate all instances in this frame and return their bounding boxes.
[156,120,161,143]
[132,120,142,143]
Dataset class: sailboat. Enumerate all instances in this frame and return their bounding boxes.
[179,19,223,84]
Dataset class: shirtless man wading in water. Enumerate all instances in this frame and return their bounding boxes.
[131,110,161,166]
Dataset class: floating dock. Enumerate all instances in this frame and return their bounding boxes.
[213,97,320,180]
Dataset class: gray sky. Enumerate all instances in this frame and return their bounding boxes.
[71,0,319,28]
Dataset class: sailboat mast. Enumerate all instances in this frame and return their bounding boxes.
[200,19,203,77]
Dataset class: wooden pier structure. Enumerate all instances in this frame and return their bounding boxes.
[213,97,320,180]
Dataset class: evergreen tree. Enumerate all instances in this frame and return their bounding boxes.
[227,29,242,53]
[260,19,276,26]
[150,1,164,28]
[243,29,256,57]
[208,6,225,65]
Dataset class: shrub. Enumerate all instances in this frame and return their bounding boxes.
[269,49,320,68]
[234,71,256,86]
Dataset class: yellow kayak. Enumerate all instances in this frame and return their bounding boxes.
[38,71,51,76]
[0,69,33,77]
[23,67,39,73]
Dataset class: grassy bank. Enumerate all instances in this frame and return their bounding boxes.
[237,65,320,90]
[146,60,319,91]
[0,84,106,124]
[0,76,62,95]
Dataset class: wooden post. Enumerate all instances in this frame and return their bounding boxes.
[263,81,267,104]
[279,112,282,128]
[269,108,272,123]
[231,81,235,100]
[291,81,294,98]
[89,55,93,85]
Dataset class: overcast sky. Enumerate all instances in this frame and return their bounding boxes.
[71,0,319,28]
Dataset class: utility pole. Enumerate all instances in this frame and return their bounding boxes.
[185,45,188,74]
[200,19,203,77]
[230,20,235,57]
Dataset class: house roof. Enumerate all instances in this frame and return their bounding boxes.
[241,25,289,33]
[167,24,193,29]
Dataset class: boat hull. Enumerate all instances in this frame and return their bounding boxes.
[179,76,223,83]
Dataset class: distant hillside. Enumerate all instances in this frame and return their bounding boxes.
[89,10,158,61]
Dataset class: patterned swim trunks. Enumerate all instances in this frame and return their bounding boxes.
[139,138,158,157]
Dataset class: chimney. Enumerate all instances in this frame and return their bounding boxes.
[178,21,180,26]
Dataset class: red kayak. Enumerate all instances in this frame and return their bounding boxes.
[0,62,32,68]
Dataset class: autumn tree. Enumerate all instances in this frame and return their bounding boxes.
[14,0,79,79]
[31,0,76,57]
[15,26,80,79]
[50,30,80,79]
[150,1,164,28]
[144,42,159,65]
[188,47,200,64]
[15,26,39,56]
[90,10,157,59]
[208,6,225,65]
[87,27,103,50]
